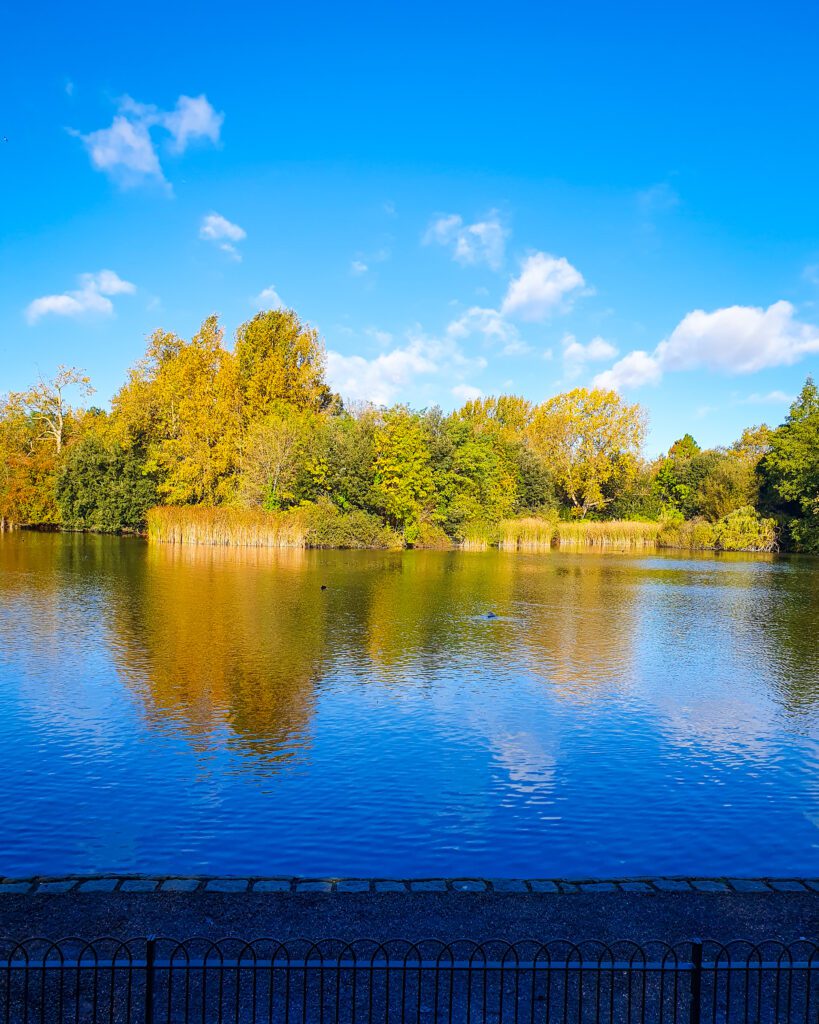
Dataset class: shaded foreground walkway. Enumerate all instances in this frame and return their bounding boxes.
[0,880,817,943]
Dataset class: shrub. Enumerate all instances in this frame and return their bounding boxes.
[712,506,776,552]
[301,499,402,549]
[657,517,716,550]
[413,522,452,549]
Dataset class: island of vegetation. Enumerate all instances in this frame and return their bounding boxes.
[1,308,818,553]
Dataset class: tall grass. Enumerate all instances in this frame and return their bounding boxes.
[556,520,660,550]
[459,521,497,551]
[498,516,556,551]
[147,506,307,548]
[147,502,403,550]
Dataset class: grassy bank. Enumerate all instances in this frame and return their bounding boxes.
[147,506,778,554]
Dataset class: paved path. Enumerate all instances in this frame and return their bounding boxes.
[1,878,817,944]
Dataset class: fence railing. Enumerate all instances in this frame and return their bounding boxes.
[1,937,817,1022]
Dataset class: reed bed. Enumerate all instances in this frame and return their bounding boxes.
[498,516,556,551]
[147,506,307,548]
[146,503,403,550]
[459,522,497,551]
[555,519,660,550]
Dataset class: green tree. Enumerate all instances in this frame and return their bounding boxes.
[238,406,312,509]
[668,433,700,461]
[372,408,437,542]
[759,377,819,550]
[56,429,158,532]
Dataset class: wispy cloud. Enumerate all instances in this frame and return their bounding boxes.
[424,210,507,270]
[26,270,135,323]
[200,212,246,259]
[451,383,483,402]
[446,306,527,354]
[637,182,680,216]
[71,93,223,188]
[737,389,795,405]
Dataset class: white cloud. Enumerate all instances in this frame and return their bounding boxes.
[424,210,507,270]
[657,300,819,373]
[350,260,368,276]
[255,285,283,308]
[328,341,438,406]
[452,384,483,402]
[561,333,618,378]
[161,95,223,153]
[327,328,484,406]
[592,300,819,392]
[446,306,527,353]
[26,270,135,324]
[592,350,662,391]
[200,212,246,259]
[72,114,163,185]
[72,93,223,187]
[501,252,585,321]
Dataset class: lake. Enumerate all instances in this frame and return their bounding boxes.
[0,532,817,879]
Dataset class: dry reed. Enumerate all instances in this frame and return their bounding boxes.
[147,506,307,548]
[555,519,660,550]
[497,517,556,551]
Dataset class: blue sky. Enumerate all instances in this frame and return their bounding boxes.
[2,0,818,453]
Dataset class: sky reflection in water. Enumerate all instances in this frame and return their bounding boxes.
[0,533,817,877]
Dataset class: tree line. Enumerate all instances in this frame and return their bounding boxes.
[1,308,817,550]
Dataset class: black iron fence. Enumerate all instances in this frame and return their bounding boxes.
[1,937,817,1023]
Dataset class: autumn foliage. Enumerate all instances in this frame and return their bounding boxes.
[1,304,814,552]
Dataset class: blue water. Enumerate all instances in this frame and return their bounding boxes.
[0,532,817,877]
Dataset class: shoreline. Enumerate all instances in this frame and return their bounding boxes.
[2,524,783,556]
[2,874,816,895]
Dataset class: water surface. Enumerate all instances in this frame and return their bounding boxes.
[1,532,817,877]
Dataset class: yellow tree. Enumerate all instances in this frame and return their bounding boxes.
[113,318,242,504]
[235,309,334,418]
[456,394,534,434]
[528,387,646,517]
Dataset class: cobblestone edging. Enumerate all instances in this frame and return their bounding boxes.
[1,876,818,895]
